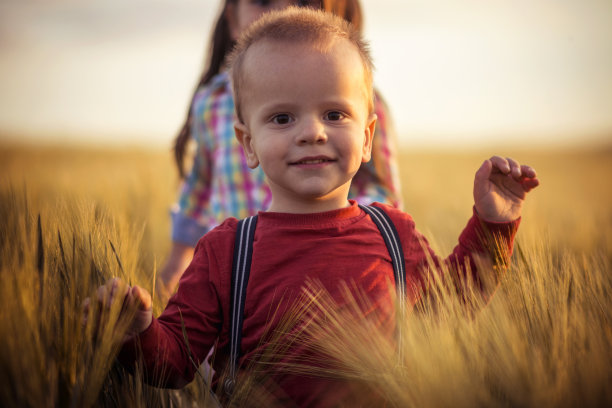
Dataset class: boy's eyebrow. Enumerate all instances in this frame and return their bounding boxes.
[256,98,362,115]
[256,101,301,115]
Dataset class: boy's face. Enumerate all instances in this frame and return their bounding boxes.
[235,38,376,213]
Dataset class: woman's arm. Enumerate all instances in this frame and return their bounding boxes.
[157,241,195,302]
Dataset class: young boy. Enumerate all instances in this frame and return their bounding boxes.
[85,7,539,407]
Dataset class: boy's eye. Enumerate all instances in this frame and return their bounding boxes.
[325,111,345,121]
[271,114,293,125]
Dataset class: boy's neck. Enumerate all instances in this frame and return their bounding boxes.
[264,179,354,214]
[267,196,352,214]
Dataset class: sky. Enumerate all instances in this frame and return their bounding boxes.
[0,0,611,149]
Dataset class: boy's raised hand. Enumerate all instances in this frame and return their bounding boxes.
[82,277,153,342]
[474,156,539,222]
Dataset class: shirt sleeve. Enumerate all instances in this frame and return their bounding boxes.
[349,90,403,209]
[449,209,520,299]
[420,207,520,302]
[381,203,520,304]
[118,235,226,387]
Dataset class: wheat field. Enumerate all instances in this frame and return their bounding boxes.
[0,142,610,407]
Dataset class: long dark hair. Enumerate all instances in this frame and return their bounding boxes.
[173,0,364,178]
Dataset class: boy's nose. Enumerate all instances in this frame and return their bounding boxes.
[297,117,327,145]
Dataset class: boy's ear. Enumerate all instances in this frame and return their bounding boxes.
[235,122,260,169]
[361,113,376,163]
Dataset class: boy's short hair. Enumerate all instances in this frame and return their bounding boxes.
[228,6,374,123]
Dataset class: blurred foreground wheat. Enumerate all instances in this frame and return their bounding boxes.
[0,143,610,407]
[250,243,611,407]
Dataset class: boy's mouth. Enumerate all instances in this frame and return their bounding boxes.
[289,156,335,166]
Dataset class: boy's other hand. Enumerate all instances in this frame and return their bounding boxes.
[82,277,153,342]
[474,156,540,222]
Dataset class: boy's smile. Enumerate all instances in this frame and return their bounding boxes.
[289,156,336,167]
[234,38,376,214]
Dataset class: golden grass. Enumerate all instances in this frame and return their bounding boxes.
[0,142,610,407]
[258,244,611,407]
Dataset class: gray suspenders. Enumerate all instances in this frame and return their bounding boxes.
[223,204,406,396]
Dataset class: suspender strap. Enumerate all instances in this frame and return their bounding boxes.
[225,215,258,396]
[358,204,407,308]
[359,204,407,362]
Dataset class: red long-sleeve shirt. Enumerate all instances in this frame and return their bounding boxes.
[120,201,519,406]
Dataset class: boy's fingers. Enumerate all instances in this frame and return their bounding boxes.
[82,298,90,325]
[521,176,540,192]
[108,277,123,303]
[131,285,153,311]
[489,156,510,174]
[123,285,154,339]
[474,159,492,183]
[505,157,522,179]
[96,277,127,307]
[517,164,539,191]
[96,284,109,304]
[520,164,537,178]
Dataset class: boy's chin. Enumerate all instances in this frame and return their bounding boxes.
[269,187,350,211]
[297,183,350,201]
[300,189,352,208]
